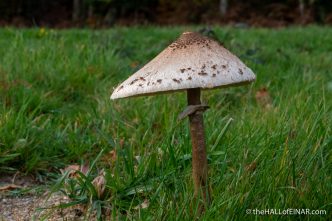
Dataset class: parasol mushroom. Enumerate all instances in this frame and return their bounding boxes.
[111,31,255,211]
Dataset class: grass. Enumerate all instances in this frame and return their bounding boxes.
[0,26,331,220]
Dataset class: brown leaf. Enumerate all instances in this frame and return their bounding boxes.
[92,170,106,199]
[255,87,272,109]
[0,184,22,191]
[109,150,117,162]
[60,163,90,178]
[80,162,90,175]
[119,138,125,148]
[245,161,257,172]
[86,66,97,74]
[130,61,139,68]
[101,149,117,165]
[61,164,80,172]
[60,164,81,178]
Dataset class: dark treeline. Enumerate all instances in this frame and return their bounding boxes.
[0,0,331,27]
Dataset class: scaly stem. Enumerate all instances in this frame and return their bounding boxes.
[187,88,210,212]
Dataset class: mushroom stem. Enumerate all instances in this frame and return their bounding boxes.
[187,88,210,210]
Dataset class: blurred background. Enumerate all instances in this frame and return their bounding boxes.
[0,0,332,28]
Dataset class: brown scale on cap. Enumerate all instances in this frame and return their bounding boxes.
[222,64,227,69]
[238,68,243,75]
[187,76,192,80]
[180,68,186,73]
[212,74,216,77]
[173,78,181,83]
[117,85,124,91]
[130,79,139,85]
[157,79,162,83]
[205,43,212,49]
[211,64,217,70]
[139,77,146,81]
[198,71,208,76]
[168,32,212,51]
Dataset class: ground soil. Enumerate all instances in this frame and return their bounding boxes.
[0,174,89,221]
[0,192,86,221]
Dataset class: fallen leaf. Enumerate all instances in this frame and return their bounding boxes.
[60,163,90,178]
[255,87,272,109]
[130,61,139,68]
[92,170,106,199]
[108,150,117,162]
[0,184,22,191]
[61,164,80,172]
[119,138,125,148]
[60,164,80,178]
[86,66,97,74]
[101,149,117,165]
[134,199,149,210]
[245,161,257,172]
[80,162,90,175]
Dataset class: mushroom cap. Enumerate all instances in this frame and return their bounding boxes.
[111,32,255,100]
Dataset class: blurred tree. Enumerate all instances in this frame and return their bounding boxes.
[0,0,331,26]
[219,0,228,17]
[72,0,81,22]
